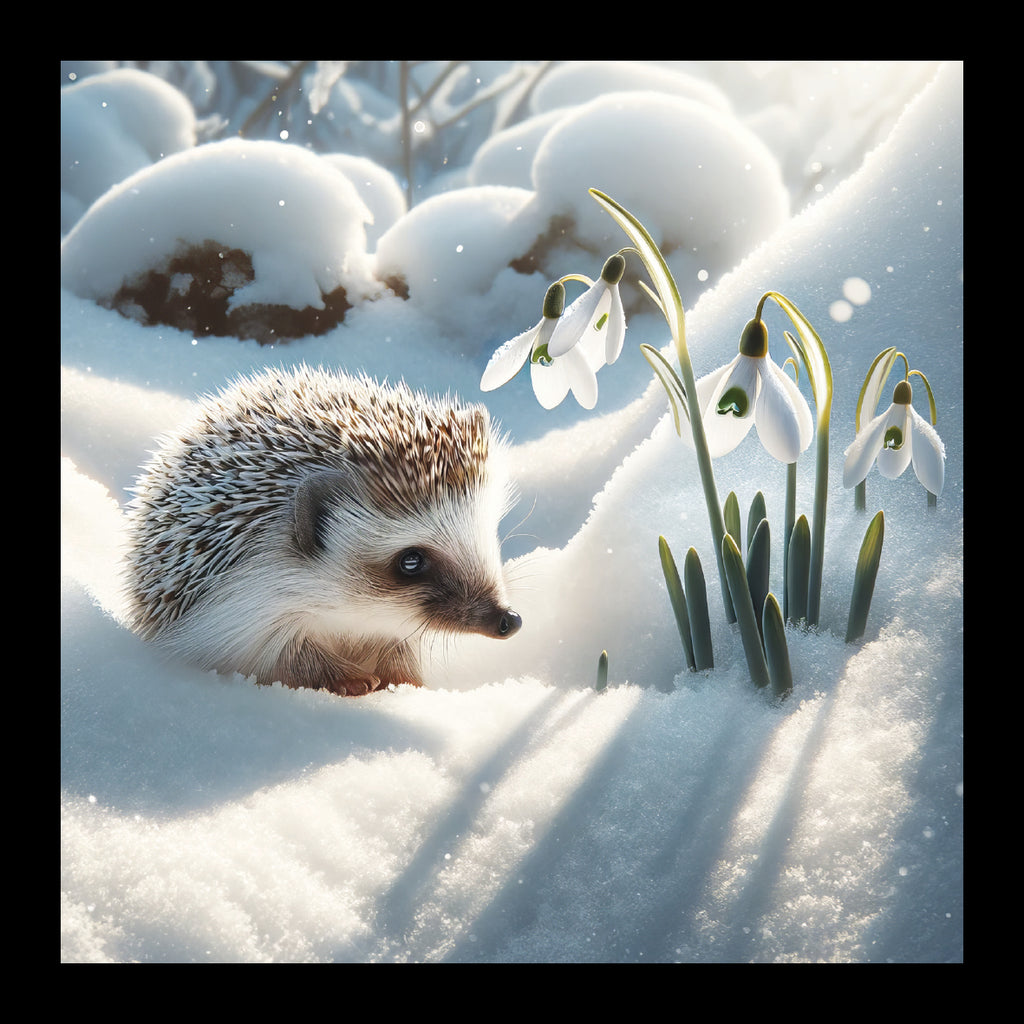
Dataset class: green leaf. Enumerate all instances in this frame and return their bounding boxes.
[722,534,770,689]
[747,492,767,556]
[724,491,742,549]
[642,344,689,436]
[746,518,771,643]
[659,536,695,670]
[787,514,811,624]
[762,593,793,699]
[846,510,885,643]
[684,546,714,671]
[596,649,609,692]
[856,346,899,430]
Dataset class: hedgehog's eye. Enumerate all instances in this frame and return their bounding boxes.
[397,548,428,577]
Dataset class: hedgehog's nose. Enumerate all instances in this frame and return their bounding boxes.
[497,609,522,638]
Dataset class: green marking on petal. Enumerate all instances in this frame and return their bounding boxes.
[531,344,553,367]
[883,425,904,450]
[595,312,608,331]
[717,386,749,417]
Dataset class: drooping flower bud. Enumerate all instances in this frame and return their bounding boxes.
[739,318,769,358]
[601,252,626,286]
[892,379,912,405]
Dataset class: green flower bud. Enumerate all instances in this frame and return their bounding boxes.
[739,318,769,358]
[892,379,912,405]
[542,281,565,320]
[601,253,626,286]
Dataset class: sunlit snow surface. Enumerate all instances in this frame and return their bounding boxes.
[61,61,962,963]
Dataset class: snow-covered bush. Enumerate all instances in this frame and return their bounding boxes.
[60,138,381,343]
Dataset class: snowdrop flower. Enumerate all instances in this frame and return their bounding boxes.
[843,379,945,495]
[695,318,813,463]
[480,254,627,410]
[547,252,627,367]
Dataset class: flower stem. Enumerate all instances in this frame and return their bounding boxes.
[760,293,833,627]
[590,188,735,623]
[784,463,796,620]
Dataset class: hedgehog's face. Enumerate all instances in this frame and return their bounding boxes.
[291,466,521,642]
[385,542,521,640]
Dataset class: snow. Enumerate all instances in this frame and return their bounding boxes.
[60,137,378,310]
[61,61,963,963]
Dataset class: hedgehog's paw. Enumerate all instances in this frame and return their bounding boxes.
[330,673,383,697]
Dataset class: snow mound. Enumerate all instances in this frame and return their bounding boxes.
[530,61,733,116]
[468,109,568,191]
[61,68,197,234]
[528,92,790,288]
[321,152,407,250]
[60,138,380,341]
[374,185,547,338]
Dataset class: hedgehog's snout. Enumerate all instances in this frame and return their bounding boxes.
[496,608,522,639]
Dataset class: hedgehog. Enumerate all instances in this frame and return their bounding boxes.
[124,365,522,696]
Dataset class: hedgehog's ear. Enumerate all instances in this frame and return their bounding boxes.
[293,468,350,558]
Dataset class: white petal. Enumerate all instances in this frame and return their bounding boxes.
[698,354,758,458]
[531,354,571,409]
[547,281,604,358]
[480,323,538,391]
[604,285,626,365]
[775,356,814,452]
[754,355,814,463]
[579,289,613,370]
[843,407,891,488]
[908,405,946,495]
[694,356,739,416]
[876,405,912,479]
[564,346,599,409]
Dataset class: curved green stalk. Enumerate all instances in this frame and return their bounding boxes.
[591,188,734,623]
[642,344,689,436]
[760,293,833,626]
